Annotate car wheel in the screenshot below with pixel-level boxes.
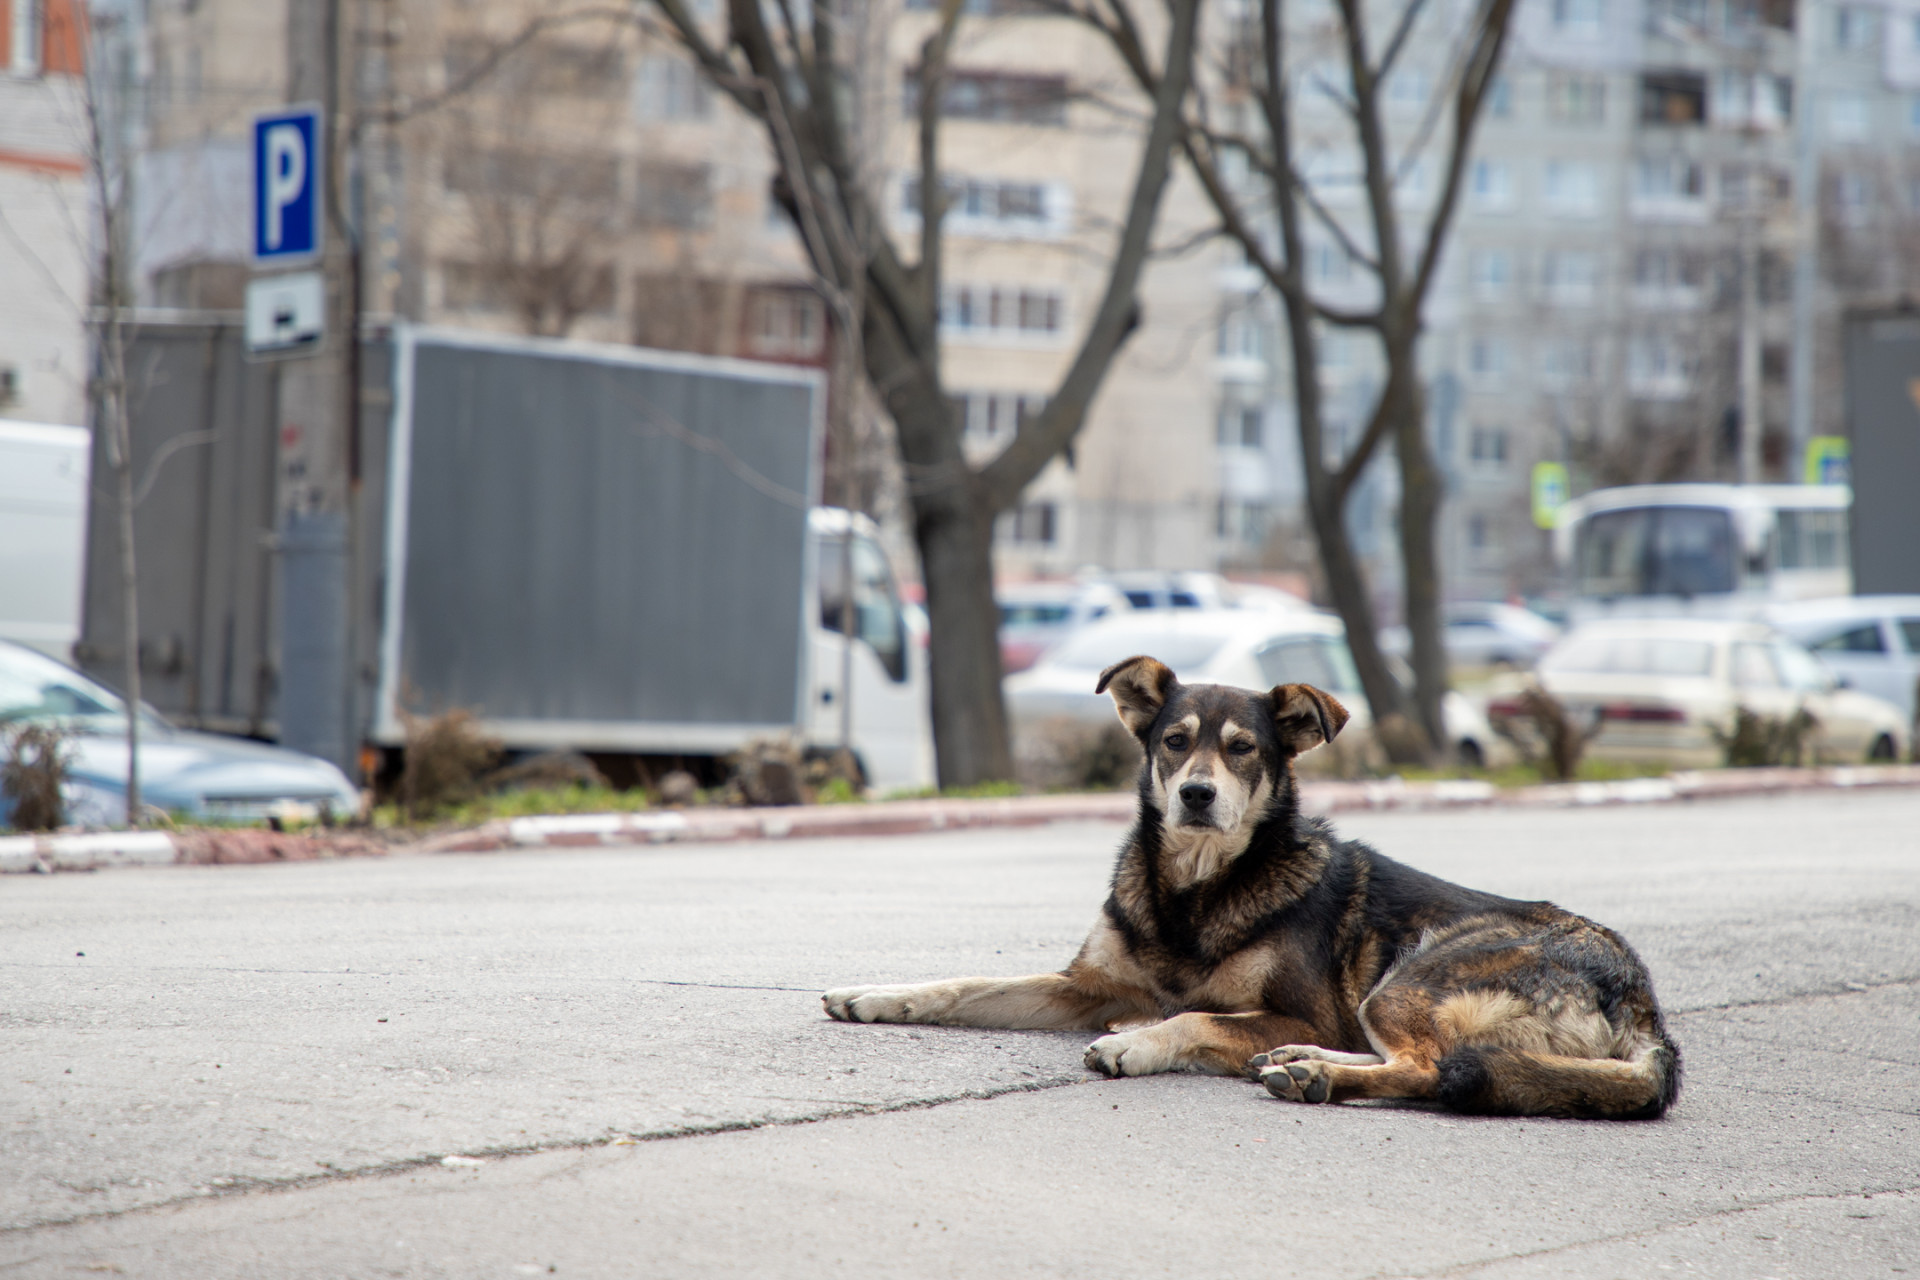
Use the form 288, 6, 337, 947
1869, 734, 1898, 762
1456, 739, 1486, 770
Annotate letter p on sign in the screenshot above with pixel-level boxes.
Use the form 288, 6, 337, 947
254, 105, 322, 263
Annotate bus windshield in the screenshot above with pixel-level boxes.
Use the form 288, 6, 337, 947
1575, 506, 1736, 599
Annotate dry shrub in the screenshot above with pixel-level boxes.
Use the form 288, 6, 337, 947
1015, 717, 1141, 792
723, 739, 865, 806
2, 723, 70, 831
400, 709, 502, 821
1712, 706, 1816, 768
485, 750, 608, 793
1488, 686, 1602, 781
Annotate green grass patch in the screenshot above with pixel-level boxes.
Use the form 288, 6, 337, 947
1389, 758, 1676, 788
882, 779, 1028, 801
370, 784, 656, 830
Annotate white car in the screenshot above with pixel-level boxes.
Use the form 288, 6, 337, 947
1383, 602, 1563, 670
1767, 596, 1920, 728
1493, 618, 1909, 767
996, 580, 1129, 675
1004, 609, 1507, 769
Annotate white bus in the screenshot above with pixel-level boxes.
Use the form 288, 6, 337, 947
1554, 484, 1850, 621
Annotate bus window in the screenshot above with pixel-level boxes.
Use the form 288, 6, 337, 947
1575, 509, 1652, 599
1646, 507, 1735, 595
1775, 509, 1849, 571
1576, 506, 1734, 598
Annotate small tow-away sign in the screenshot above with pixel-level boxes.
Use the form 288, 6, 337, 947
254, 104, 323, 264
246, 272, 324, 356
1531, 462, 1570, 530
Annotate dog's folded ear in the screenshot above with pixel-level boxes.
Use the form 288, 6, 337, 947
1096, 655, 1178, 740
1271, 683, 1350, 754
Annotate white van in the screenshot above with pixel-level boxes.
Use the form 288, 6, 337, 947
0, 421, 90, 660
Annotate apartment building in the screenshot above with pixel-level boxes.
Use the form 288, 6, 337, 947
1212, 0, 1920, 610
0, 0, 89, 427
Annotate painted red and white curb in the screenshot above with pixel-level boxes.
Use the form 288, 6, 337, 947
6, 764, 1918, 873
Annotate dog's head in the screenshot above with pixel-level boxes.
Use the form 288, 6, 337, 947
1095, 655, 1349, 838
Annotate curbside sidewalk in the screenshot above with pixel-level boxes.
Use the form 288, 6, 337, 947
6, 763, 1919, 873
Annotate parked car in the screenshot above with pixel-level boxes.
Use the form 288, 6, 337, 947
1489, 619, 1909, 767
1382, 602, 1562, 670
1004, 610, 1507, 768
1766, 595, 1920, 728
0, 640, 361, 828
996, 580, 1129, 675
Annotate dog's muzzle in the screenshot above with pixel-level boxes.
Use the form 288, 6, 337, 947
1176, 779, 1217, 824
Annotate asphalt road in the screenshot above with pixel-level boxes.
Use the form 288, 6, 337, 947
2, 790, 1917, 1278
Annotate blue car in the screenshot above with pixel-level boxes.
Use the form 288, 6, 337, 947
0, 640, 361, 828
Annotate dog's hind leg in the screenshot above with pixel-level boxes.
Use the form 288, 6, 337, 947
1247, 1046, 1384, 1073
1258, 986, 1444, 1104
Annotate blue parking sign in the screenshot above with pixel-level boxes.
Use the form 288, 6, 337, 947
254, 104, 323, 263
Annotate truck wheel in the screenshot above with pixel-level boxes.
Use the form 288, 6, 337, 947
1868, 734, 1897, 762
1456, 739, 1485, 770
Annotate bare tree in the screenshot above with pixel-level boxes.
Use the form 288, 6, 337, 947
651, 0, 1202, 786
80, 20, 144, 825
1073, 0, 1516, 761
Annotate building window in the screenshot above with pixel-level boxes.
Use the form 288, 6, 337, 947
1548, 74, 1607, 123
1217, 308, 1265, 360
901, 175, 1069, 238
1629, 334, 1692, 397
745, 289, 825, 359
955, 391, 1044, 444
1005, 501, 1057, 545
1469, 336, 1509, 381
1217, 404, 1263, 448
1486, 74, 1513, 117
1640, 70, 1706, 125
633, 54, 711, 120
1307, 241, 1355, 284
1541, 250, 1597, 304
1543, 161, 1601, 215
1387, 66, 1433, 106
1541, 339, 1594, 384
1713, 71, 1791, 130
941, 285, 1064, 338
1832, 171, 1873, 224
904, 0, 1044, 13
1469, 248, 1511, 300
1634, 247, 1705, 301
1551, 0, 1606, 36
1827, 91, 1870, 142
1635, 155, 1704, 200
902, 69, 1068, 126
1834, 5, 1880, 48
1469, 426, 1509, 466
1469, 159, 1515, 210
1216, 499, 1270, 544
1467, 513, 1490, 551
634, 161, 712, 228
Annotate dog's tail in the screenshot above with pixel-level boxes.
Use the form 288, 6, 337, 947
1437, 1034, 1681, 1120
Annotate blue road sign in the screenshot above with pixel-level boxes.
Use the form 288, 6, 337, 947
254, 104, 323, 263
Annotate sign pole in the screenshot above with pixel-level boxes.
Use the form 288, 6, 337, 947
260, 0, 355, 775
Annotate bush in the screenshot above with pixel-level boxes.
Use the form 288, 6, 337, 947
399, 709, 502, 821
1015, 717, 1141, 792
1712, 706, 1816, 768
1, 723, 70, 831
1487, 686, 1601, 781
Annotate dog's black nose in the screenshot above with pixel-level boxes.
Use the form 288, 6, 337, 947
1179, 780, 1216, 810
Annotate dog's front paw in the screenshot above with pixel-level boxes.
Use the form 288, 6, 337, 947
1259, 1059, 1332, 1104
1084, 1028, 1174, 1078
822, 985, 912, 1023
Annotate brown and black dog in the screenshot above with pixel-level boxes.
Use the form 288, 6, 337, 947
823, 655, 1681, 1119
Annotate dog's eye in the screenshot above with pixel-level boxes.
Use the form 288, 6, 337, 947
1228, 740, 1256, 755
1162, 734, 1189, 752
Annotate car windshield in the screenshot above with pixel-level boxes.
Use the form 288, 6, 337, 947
1045, 626, 1227, 673
1254, 636, 1363, 695
1771, 642, 1834, 693
1541, 634, 1715, 677
1000, 603, 1073, 627
0, 645, 165, 733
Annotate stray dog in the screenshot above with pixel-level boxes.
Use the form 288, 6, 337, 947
823, 656, 1681, 1119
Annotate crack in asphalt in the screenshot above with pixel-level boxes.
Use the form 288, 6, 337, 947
5, 976, 1914, 1242
1669, 973, 1920, 1017
0, 1072, 1094, 1238
1393, 1181, 1920, 1279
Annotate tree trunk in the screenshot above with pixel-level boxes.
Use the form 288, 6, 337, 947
915, 496, 1013, 787
1394, 379, 1448, 756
